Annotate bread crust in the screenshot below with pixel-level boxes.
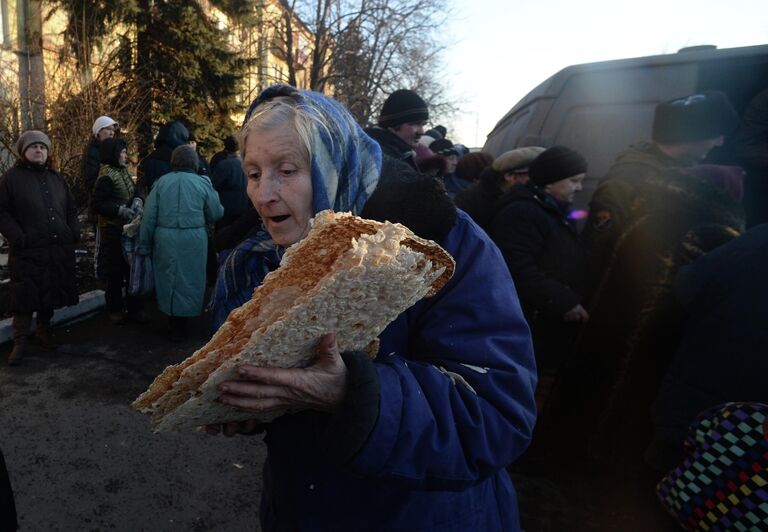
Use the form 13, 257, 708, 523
132, 211, 455, 431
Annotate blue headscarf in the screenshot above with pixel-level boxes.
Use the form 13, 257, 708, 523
208, 85, 383, 329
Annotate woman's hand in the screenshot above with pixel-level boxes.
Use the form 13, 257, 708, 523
217, 333, 348, 415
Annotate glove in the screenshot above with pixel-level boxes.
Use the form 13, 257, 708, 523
118, 206, 135, 220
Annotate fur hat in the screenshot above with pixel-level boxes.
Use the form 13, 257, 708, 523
171, 145, 200, 172
16, 130, 51, 157
652, 91, 739, 144
528, 146, 587, 187
92, 115, 118, 137
456, 152, 493, 182
378, 89, 429, 128
99, 138, 128, 166
492, 146, 546, 173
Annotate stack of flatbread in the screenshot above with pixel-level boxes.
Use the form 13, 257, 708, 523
132, 210, 455, 432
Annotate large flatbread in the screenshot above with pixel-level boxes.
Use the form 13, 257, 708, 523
132, 210, 455, 432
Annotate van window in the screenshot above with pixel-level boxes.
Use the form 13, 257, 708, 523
556, 103, 656, 178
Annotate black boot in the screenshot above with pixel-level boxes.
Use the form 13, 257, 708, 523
7, 338, 27, 366
35, 325, 58, 350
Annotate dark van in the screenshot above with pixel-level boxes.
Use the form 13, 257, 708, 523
483, 44, 768, 214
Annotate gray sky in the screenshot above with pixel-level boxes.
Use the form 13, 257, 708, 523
444, 0, 768, 147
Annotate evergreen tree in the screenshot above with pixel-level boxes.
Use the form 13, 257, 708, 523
128, 0, 248, 156
54, 0, 249, 157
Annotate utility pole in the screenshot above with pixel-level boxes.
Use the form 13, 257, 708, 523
17, 0, 46, 130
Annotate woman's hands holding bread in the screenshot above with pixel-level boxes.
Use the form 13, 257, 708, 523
216, 333, 348, 418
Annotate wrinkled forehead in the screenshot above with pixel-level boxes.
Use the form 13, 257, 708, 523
240, 99, 313, 163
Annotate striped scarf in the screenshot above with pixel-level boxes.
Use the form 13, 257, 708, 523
208, 85, 383, 330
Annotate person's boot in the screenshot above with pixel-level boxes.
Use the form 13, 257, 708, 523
7, 338, 27, 366
35, 324, 59, 350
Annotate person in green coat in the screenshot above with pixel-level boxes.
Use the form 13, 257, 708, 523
139, 145, 224, 340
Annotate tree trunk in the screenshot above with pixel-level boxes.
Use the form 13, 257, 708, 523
17, 0, 46, 130
135, 0, 153, 158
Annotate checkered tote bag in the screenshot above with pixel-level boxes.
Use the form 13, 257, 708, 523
657, 402, 768, 531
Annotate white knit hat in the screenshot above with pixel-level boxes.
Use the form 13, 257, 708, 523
92, 115, 118, 136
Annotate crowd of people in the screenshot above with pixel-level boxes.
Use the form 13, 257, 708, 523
1, 83, 766, 530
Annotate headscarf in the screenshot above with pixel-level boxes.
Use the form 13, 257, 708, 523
208, 85, 383, 329
243, 84, 382, 215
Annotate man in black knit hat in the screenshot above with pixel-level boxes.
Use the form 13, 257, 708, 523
364, 89, 429, 170
545, 91, 745, 469
583, 90, 739, 272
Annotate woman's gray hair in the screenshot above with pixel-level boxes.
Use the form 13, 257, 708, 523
170, 145, 199, 172
239, 96, 331, 164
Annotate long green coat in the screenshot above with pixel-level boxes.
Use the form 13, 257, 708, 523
139, 170, 224, 317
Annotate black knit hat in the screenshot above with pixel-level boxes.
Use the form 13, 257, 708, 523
99, 138, 128, 166
429, 138, 458, 156
424, 125, 447, 141
652, 91, 739, 144
528, 146, 587, 186
378, 89, 429, 128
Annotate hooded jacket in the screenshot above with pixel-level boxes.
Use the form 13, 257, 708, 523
137, 121, 189, 195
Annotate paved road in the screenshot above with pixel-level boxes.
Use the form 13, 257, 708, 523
0, 304, 681, 532
0, 307, 265, 531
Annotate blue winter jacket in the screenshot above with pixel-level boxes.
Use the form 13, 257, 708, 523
260, 211, 538, 531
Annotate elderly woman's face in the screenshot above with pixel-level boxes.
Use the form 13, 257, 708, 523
244, 122, 313, 247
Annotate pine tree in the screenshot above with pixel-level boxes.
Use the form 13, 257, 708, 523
54, 0, 249, 157
128, 0, 249, 156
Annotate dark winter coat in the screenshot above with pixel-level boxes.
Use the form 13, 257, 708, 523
210, 154, 249, 230
364, 127, 418, 170
0, 161, 80, 312
454, 173, 504, 231
81, 136, 102, 202
730, 88, 768, 227
209, 150, 229, 173
489, 183, 585, 368
582, 142, 687, 293
137, 121, 189, 196
213, 206, 262, 253
197, 154, 210, 176
651, 224, 768, 450
547, 163, 745, 465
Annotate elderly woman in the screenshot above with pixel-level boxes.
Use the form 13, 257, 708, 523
207, 85, 537, 532
0, 131, 79, 365
489, 145, 589, 372
139, 145, 223, 340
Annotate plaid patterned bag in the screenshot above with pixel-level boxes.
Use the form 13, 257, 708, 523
657, 402, 768, 531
